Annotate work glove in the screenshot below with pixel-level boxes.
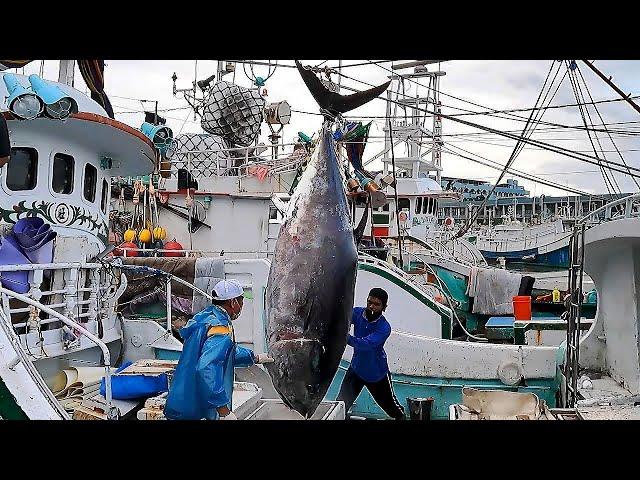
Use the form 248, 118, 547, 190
219, 412, 238, 420
255, 353, 274, 364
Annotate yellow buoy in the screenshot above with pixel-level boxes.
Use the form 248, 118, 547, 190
139, 228, 152, 244
124, 229, 137, 242
153, 226, 167, 241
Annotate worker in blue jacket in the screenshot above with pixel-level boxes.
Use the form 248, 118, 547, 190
337, 288, 405, 419
164, 279, 273, 420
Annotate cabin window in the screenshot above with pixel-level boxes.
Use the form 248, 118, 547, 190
398, 197, 410, 211
430, 198, 438, 214
382, 202, 389, 212
415, 196, 422, 214
7, 147, 37, 191
52, 153, 74, 194
83, 163, 97, 202
423, 197, 430, 214
269, 206, 279, 220
100, 178, 109, 214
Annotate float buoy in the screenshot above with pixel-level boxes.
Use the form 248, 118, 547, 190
116, 241, 139, 257
153, 226, 167, 241
124, 229, 137, 242
444, 216, 455, 229
164, 239, 184, 257
139, 229, 152, 244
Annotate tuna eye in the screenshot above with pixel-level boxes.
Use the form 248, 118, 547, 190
306, 384, 320, 394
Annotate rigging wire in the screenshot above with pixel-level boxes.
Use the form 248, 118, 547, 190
567, 60, 618, 195
576, 63, 640, 190
341, 62, 640, 140
453, 61, 561, 237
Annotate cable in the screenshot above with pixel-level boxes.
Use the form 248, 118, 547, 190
342, 61, 640, 142
454, 61, 561, 237
441, 143, 591, 195
576, 63, 640, 190
566, 61, 617, 195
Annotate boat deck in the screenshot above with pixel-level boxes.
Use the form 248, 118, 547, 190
577, 375, 640, 419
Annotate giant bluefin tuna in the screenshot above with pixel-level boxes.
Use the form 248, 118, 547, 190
264, 61, 390, 417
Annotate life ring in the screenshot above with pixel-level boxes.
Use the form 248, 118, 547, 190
444, 216, 455, 228
399, 211, 408, 222
497, 360, 525, 386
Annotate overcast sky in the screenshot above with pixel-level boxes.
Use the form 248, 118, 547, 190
19, 60, 640, 197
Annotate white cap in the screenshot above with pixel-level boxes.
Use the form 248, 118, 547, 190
212, 279, 244, 301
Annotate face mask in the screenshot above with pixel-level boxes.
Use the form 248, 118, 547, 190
230, 299, 241, 320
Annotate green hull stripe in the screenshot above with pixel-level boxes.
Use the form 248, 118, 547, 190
0, 377, 28, 420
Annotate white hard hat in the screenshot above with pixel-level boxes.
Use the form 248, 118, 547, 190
212, 279, 244, 301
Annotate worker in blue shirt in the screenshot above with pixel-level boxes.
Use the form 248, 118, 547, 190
164, 279, 273, 420
337, 288, 405, 419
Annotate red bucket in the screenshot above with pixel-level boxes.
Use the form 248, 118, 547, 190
513, 296, 532, 321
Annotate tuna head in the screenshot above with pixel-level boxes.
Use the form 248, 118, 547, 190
265, 338, 326, 417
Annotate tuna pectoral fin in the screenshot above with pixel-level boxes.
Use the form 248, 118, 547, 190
295, 60, 391, 115
353, 194, 371, 246
301, 294, 315, 333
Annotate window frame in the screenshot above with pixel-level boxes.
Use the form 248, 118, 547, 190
5, 146, 38, 192
83, 162, 98, 203
100, 178, 109, 214
51, 152, 75, 196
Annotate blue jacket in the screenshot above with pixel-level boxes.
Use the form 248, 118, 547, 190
347, 307, 391, 383
164, 305, 255, 420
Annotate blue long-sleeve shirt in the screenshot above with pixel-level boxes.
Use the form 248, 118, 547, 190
347, 307, 391, 383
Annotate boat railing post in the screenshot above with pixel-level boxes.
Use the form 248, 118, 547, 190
166, 276, 172, 333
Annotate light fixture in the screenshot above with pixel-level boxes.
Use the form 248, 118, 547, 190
3, 73, 43, 120
140, 122, 174, 156
28, 74, 78, 119
265, 101, 291, 125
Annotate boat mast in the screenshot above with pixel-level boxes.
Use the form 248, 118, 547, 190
58, 60, 75, 86
385, 61, 446, 183
581, 60, 640, 117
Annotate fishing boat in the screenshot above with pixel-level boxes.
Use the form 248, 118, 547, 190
102, 61, 587, 420
450, 194, 640, 420
98, 59, 632, 420
0, 63, 344, 420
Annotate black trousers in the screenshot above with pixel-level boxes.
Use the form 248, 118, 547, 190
337, 367, 405, 419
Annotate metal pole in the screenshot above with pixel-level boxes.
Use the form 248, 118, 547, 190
391, 60, 446, 70
433, 73, 442, 184
581, 60, 640, 116
388, 118, 404, 270
166, 279, 172, 333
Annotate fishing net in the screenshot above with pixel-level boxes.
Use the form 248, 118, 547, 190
200, 81, 265, 147
166, 133, 233, 177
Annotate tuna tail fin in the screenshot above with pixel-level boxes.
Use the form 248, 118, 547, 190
295, 61, 390, 117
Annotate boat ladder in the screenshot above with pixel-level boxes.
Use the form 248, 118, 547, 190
563, 223, 585, 407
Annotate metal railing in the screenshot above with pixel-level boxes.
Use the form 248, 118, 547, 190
576, 192, 640, 226
161, 144, 308, 180
0, 286, 117, 419
0, 262, 109, 332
